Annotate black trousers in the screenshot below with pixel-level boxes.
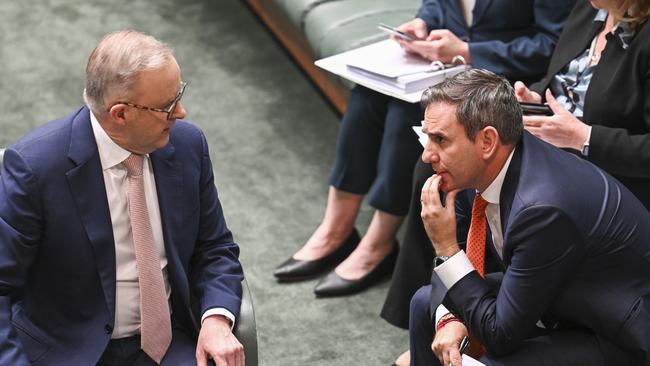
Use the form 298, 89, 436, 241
381, 159, 434, 328
408, 285, 635, 366
329, 85, 423, 216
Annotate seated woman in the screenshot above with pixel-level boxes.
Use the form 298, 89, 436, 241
383, 0, 650, 342
273, 0, 573, 297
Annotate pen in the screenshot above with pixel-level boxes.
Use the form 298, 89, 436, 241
459, 336, 470, 354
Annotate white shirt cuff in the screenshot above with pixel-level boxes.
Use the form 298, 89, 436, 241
435, 304, 451, 325
434, 250, 475, 289
201, 307, 236, 331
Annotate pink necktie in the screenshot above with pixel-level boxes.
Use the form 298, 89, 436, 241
123, 154, 171, 364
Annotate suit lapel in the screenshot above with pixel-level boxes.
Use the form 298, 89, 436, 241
150, 142, 194, 322
150, 142, 182, 265
498, 138, 523, 267
65, 107, 116, 317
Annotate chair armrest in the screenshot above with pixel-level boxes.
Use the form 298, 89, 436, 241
234, 277, 258, 365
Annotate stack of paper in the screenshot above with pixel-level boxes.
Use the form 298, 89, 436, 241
315, 39, 470, 103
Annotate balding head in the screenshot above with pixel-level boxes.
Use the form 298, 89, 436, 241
84, 30, 174, 116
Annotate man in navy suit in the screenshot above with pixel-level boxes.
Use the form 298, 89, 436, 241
0, 30, 244, 365
409, 69, 650, 365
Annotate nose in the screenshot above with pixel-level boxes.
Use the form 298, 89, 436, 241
171, 101, 187, 120
422, 141, 439, 164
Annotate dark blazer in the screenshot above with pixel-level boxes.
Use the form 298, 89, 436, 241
531, 2, 650, 209
417, 0, 575, 81
431, 132, 650, 363
0, 107, 244, 365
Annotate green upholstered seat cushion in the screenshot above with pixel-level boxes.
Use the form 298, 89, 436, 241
303, 0, 420, 58
275, 0, 342, 29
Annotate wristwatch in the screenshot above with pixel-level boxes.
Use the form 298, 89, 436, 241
434, 255, 451, 268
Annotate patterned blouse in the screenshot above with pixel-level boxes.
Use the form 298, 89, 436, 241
550, 9, 633, 118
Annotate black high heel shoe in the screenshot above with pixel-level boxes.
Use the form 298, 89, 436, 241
273, 229, 360, 282
313, 242, 398, 297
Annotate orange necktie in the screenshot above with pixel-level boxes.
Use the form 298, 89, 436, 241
465, 193, 489, 357
466, 193, 488, 277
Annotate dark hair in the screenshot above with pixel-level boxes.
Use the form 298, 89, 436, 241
420, 69, 523, 145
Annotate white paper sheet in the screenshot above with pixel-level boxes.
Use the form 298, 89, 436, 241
462, 354, 486, 366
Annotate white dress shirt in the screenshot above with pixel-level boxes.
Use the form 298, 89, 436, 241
434, 149, 515, 323
90, 112, 234, 338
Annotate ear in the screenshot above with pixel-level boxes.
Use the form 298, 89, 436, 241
108, 104, 128, 126
476, 126, 500, 160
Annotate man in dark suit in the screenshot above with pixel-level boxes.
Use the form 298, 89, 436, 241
0, 30, 244, 365
408, 69, 650, 365
382, 0, 577, 328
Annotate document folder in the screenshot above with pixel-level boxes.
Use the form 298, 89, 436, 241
315, 39, 470, 103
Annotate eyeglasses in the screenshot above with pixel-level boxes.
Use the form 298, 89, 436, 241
112, 81, 187, 120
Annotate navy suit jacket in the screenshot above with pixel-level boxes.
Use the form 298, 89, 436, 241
431, 132, 650, 362
416, 0, 576, 82
0, 107, 244, 365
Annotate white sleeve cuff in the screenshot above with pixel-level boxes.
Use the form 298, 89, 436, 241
434, 250, 475, 289
201, 308, 236, 331
435, 304, 451, 325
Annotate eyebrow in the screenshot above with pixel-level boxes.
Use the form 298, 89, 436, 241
422, 124, 448, 140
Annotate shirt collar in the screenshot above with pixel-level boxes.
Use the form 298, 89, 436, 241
595, 8, 608, 23
478, 148, 515, 205
90, 110, 133, 171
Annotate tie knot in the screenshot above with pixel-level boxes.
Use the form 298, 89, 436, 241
472, 193, 489, 216
123, 154, 144, 177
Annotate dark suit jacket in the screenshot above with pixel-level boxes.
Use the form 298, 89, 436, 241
0, 107, 244, 365
530, 2, 650, 209
431, 132, 650, 363
417, 0, 576, 82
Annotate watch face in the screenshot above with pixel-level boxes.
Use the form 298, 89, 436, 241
434, 256, 449, 267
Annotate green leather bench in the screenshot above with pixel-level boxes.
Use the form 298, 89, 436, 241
246, 0, 420, 113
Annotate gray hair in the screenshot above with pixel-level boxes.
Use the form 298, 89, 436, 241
420, 69, 523, 145
84, 29, 174, 115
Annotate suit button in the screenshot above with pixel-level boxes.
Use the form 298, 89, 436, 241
105, 324, 113, 334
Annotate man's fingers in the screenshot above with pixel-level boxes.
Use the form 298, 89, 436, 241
212, 355, 227, 366
421, 175, 437, 203
421, 175, 441, 206
449, 346, 463, 366
196, 350, 209, 366
428, 175, 443, 206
